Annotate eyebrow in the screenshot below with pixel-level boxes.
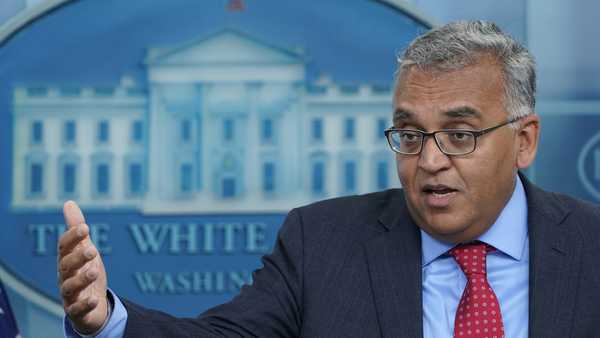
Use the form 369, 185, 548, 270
393, 106, 482, 125
443, 106, 482, 119
393, 109, 413, 124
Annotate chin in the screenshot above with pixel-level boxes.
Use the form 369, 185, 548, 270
424, 217, 471, 241
430, 224, 466, 236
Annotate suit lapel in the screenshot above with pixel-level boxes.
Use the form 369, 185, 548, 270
364, 191, 423, 338
523, 176, 583, 338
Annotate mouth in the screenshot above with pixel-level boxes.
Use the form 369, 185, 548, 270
422, 184, 459, 207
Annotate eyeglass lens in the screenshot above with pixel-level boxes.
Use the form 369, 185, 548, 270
389, 130, 476, 155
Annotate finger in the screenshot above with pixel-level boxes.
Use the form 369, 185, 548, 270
66, 295, 99, 320
58, 224, 89, 258
63, 200, 86, 229
61, 268, 98, 305
59, 245, 97, 282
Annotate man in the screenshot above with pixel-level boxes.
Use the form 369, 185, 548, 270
58, 21, 600, 338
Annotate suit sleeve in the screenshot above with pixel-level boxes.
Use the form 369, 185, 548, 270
123, 208, 305, 338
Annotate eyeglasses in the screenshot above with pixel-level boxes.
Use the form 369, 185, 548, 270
384, 117, 522, 156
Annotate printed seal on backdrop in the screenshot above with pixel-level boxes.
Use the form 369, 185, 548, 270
578, 130, 600, 201
0, 0, 433, 317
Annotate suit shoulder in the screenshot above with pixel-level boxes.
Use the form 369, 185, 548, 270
551, 190, 600, 215
550, 191, 600, 235
286, 189, 404, 245
284, 190, 404, 258
294, 189, 404, 222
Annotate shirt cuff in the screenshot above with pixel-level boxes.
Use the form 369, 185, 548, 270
63, 289, 128, 338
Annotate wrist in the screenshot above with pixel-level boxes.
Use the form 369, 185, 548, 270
72, 292, 112, 337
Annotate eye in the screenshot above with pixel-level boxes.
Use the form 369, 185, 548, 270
449, 131, 472, 141
399, 131, 420, 142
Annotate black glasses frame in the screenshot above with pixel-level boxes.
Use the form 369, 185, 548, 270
384, 116, 523, 156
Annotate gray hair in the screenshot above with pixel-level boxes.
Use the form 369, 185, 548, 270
396, 20, 536, 122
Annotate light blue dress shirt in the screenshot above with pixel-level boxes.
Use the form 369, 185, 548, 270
422, 176, 529, 338
65, 176, 529, 338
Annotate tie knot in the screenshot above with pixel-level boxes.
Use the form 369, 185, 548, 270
449, 242, 493, 277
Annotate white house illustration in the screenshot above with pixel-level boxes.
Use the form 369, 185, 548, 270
11, 29, 397, 213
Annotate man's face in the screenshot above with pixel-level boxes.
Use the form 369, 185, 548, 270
393, 58, 538, 244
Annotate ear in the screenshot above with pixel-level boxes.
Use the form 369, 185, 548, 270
515, 114, 540, 169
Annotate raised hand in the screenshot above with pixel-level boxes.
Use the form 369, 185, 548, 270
58, 201, 109, 334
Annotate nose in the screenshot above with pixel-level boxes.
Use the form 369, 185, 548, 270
417, 135, 452, 173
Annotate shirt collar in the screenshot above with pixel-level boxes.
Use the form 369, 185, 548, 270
420, 175, 528, 266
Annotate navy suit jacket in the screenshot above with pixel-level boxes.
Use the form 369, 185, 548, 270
122, 176, 600, 337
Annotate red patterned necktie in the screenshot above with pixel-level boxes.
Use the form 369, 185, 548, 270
450, 242, 504, 338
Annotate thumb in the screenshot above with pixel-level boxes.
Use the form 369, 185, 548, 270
63, 200, 86, 229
